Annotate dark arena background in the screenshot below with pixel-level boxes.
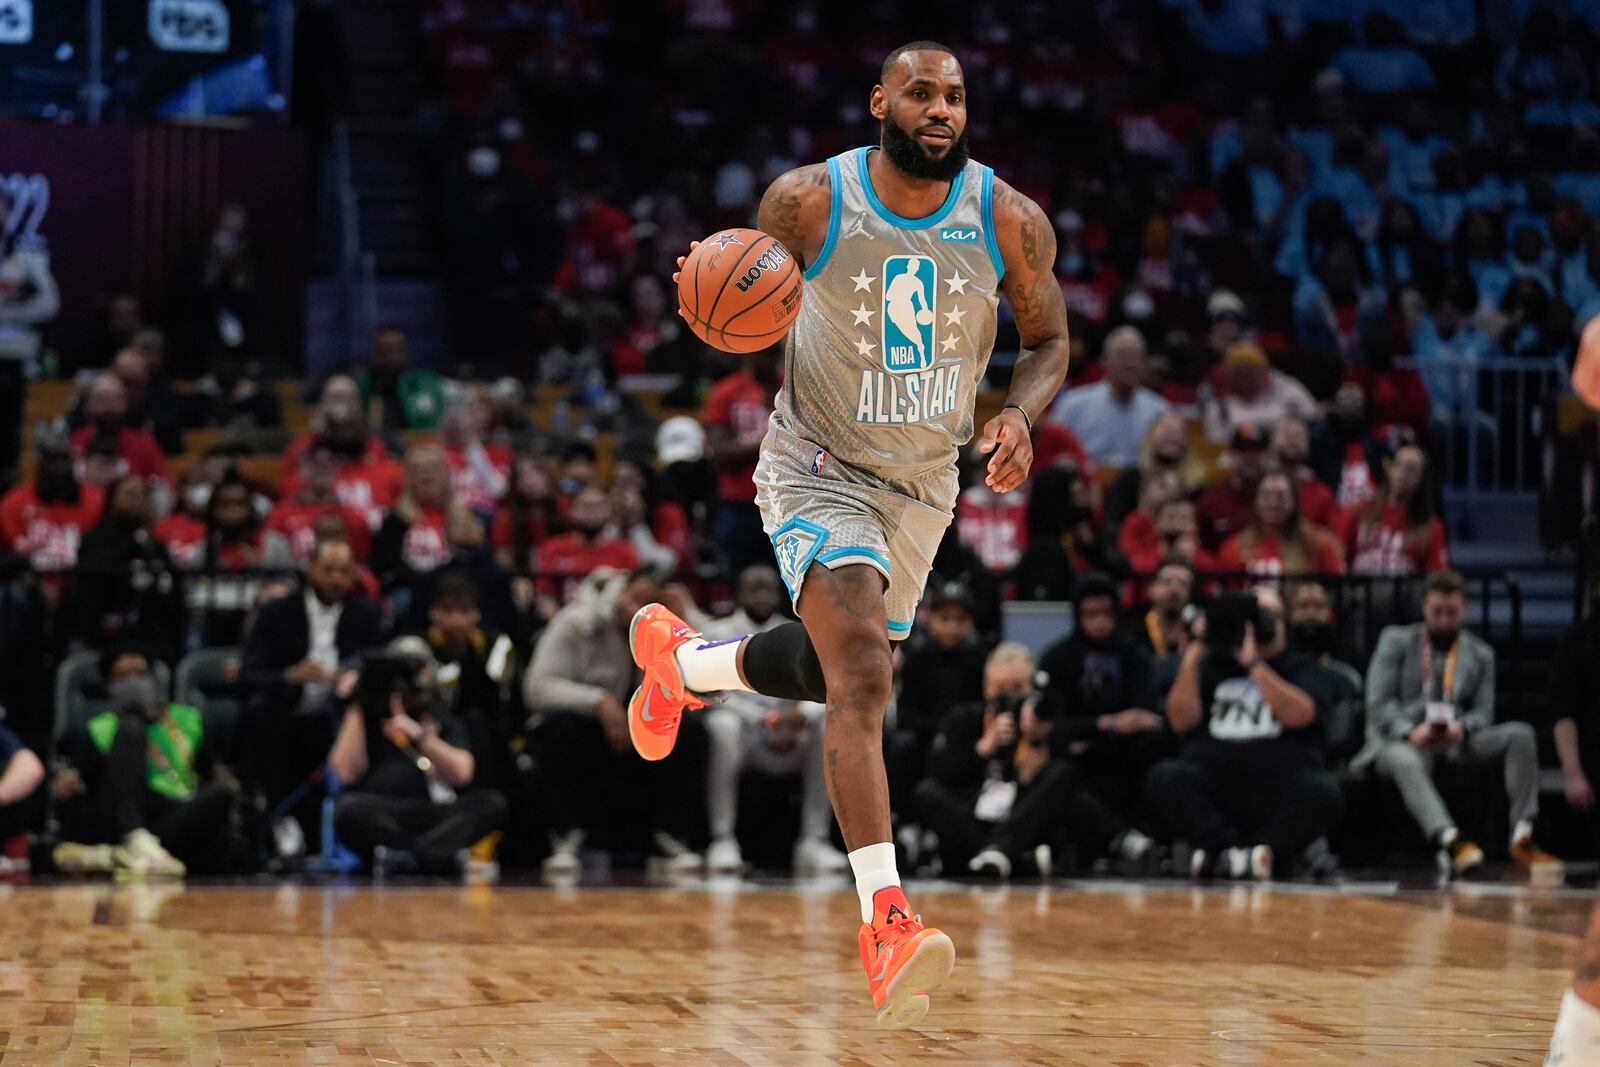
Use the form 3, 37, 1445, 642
1, 1, 1600, 1063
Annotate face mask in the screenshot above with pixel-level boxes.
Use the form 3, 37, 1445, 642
466, 147, 501, 178
186, 483, 212, 513
108, 675, 160, 716
1292, 621, 1334, 654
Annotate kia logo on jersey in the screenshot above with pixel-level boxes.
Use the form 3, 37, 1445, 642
881, 255, 937, 375
939, 228, 979, 242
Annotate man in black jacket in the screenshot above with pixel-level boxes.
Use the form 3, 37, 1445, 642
913, 643, 1140, 879
239, 538, 382, 844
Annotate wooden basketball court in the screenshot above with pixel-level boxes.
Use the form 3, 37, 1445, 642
0, 876, 1585, 1065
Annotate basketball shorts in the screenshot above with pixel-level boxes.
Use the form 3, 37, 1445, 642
752, 416, 956, 641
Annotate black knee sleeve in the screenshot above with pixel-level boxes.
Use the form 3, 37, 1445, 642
741, 622, 828, 703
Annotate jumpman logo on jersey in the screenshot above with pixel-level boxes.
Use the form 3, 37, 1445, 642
843, 211, 875, 242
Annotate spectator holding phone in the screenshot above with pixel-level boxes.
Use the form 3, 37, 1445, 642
1354, 570, 1557, 877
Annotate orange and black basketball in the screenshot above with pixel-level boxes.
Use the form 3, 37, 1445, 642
678, 228, 803, 354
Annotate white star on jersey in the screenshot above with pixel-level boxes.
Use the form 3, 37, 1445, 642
850, 303, 874, 326
854, 337, 877, 357
944, 271, 970, 295
851, 269, 875, 292
941, 334, 958, 353
943, 306, 967, 327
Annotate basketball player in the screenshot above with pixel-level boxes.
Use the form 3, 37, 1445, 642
630, 41, 1070, 1028
1549, 908, 1600, 1063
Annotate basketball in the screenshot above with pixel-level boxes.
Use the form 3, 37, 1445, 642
1576, 313, 1600, 409
678, 228, 804, 354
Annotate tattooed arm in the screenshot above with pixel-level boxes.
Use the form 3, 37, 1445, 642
980, 178, 1071, 493
755, 163, 832, 270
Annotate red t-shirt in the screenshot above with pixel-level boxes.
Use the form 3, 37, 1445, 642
444, 443, 514, 514
282, 434, 392, 486
264, 499, 374, 563
0, 483, 103, 570
398, 507, 451, 573
1334, 504, 1448, 576
702, 371, 774, 503
1297, 476, 1336, 528
535, 533, 639, 603
155, 513, 263, 569
1117, 511, 1161, 569
1195, 480, 1254, 552
955, 486, 1028, 571
1217, 528, 1347, 576
1336, 441, 1378, 511
69, 426, 170, 485
333, 460, 405, 531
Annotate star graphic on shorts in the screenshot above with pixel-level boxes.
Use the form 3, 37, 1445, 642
944, 271, 970, 295
850, 303, 874, 326
851, 269, 875, 292
854, 336, 877, 357
943, 306, 967, 327
941, 333, 959, 353
709, 232, 743, 249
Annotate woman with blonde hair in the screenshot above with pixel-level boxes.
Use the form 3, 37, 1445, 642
1334, 444, 1447, 576
1218, 471, 1345, 577
1106, 411, 1208, 526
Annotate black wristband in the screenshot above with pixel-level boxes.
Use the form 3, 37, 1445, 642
1002, 403, 1033, 434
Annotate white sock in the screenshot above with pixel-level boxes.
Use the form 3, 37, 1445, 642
847, 842, 900, 923
1512, 819, 1535, 846
1439, 827, 1459, 849
674, 636, 753, 694
1549, 989, 1600, 1061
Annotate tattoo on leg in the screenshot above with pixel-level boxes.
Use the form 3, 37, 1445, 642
825, 744, 847, 828
820, 566, 885, 623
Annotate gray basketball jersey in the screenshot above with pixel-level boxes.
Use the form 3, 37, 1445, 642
776, 146, 1002, 478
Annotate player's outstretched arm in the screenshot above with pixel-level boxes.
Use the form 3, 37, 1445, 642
755, 163, 832, 272
982, 178, 1071, 493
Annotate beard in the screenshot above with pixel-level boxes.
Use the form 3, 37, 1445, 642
881, 113, 970, 183
1292, 621, 1334, 655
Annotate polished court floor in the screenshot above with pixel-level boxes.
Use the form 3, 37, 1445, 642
0, 875, 1588, 1066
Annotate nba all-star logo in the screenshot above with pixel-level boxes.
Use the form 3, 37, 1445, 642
849, 258, 968, 425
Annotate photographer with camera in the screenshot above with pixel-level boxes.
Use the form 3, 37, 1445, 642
328, 638, 506, 877
914, 643, 1140, 879
1146, 585, 1343, 880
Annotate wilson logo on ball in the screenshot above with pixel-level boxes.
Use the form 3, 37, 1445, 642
733, 245, 792, 293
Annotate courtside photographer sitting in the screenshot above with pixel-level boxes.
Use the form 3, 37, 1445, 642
329, 638, 506, 878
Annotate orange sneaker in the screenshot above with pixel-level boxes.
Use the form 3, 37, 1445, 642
627, 603, 705, 761
857, 886, 956, 1029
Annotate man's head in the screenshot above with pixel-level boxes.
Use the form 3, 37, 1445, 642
559, 441, 598, 492
404, 444, 452, 509
873, 41, 969, 183
299, 446, 339, 500
1151, 557, 1195, 618
85, 372, 128, 431
1155, 497, 1197, 543
926, 580, 975, 650
100, 644, 164, 723
1230, 424, 1269, 485
111, 348, 150, 406
1224, 341, 1270, 400
1289, 582, 1336, 654
208, 475, 254, 535
616, 568, 664, 632
1103, 325, 1148, 396
106, 474, 150, 526
1148, 411, 1188, 464
569, 484, 612, 537
429, 573, 482, 646
982, 641, 1035, 703
1072, 573, 1119, 645
1251, 584, 1287, 657
307, 539, 357, 605
318, 374, 362, 423
1270, 415, 1310, 471
1422, 569, 1468, 647
736, 565, 783, 626
371, 325, 410, 378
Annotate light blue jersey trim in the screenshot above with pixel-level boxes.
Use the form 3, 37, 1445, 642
769, 517, 830, 603
980, 165, 1004, 282
855, 146, 967, 230
816, 545, 892, 576
803, 154, 845, 281
887, 619, 913, 634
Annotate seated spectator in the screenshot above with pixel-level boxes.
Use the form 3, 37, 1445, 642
0, 721, 45, 861
915, 643, 1136, 878
1039, 574, 1168, 866
395, 507, 524, 644
1196, 426, 1270, 551
609, 274, 676, 378
328, 637, 506, 877
373, 444, 455, 585
283, 377, 403, 528
1147, 584, 1344, 879
535, 485, 639, 605
1105, 411, 1208, 527
1335, 444, 1448, 575
51, 643, 241, 876
193, 348, 283, 429
356, 325, 448, 432
69, 373, 171, 494
1201, 342, 1318, 446
158, 469, 263, 571
1116, 469, 1184, 572
700, 566, 846, 875
703, 345, 779, 574
492, 451, 559, 574
1013, 464, 1125, 599
1269, 415, 1335, 527
417, 575, 519, 790
523, 568, 706, 875
1552, 577, 1600, 819
1218, 471, 1346, 576
1318, 382, 1415, 511
889, 579, 988, 814
1123, 556, 1198, 661
263, 447, 374, 564
1047, 325, 1169, 467
1353, 570, 1556, 876
0, 430, 103, 572
955, 448, 1029, 573
107, 347, 184, 456
554, 441, 601, 516
1287, 582, 1366, 764
76, 474, 183, 656
239, 540, 381, 849
438, 390, 512, 516
611, 454, 692, 573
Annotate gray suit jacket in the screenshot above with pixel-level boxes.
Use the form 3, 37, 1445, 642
1350, 623, 1496, 772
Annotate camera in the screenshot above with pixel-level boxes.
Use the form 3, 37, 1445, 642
1204, 592, 1272, 657
352, 651, 437, 725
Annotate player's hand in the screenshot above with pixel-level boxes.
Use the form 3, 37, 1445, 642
977, 407, 1033, 493
669, 241, 701, 286
1567, 770, 1597, 812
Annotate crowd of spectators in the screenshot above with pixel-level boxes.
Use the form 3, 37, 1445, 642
1, 0, 1599, 880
